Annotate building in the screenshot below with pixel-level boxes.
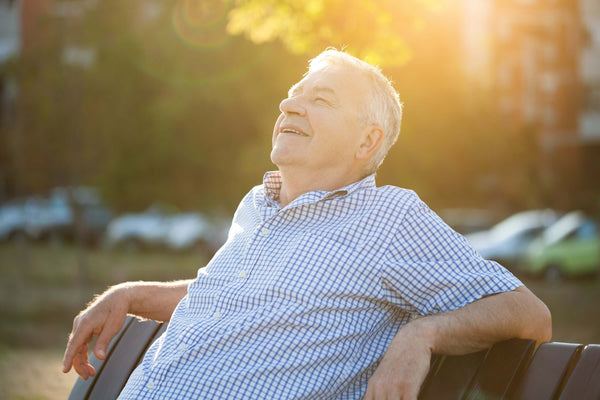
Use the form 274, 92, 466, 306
460, 0, 600, 212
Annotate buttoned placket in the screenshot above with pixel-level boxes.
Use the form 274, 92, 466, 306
230, 217, 274, 288
146, 379, 156, 390
204, 211, 278, 333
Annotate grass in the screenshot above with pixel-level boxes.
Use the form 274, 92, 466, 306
0, 242, 599, 399
0, 242, 207, 400
0, 347, 77, 400
0, 242, 205, 349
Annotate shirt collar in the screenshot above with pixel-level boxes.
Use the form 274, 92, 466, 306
261, 170, 376, 207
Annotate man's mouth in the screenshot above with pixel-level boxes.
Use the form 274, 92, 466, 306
280, 128, 308, 137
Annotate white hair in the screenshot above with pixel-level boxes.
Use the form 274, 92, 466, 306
306, 49, 403, 173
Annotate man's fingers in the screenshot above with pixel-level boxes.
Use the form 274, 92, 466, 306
62, 288, 129, 378
63, 333, 87, 371
72, 346, 96, 380
93, 314, 125, 360
62, 316, 95, 373
72, 350, 87, 379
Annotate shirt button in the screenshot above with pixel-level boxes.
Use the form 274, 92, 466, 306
213, 311, 222, 319
260, 228, 270, 236
178, 343, 186, 351
146, 380, 156, 390
238, 270, 248, 279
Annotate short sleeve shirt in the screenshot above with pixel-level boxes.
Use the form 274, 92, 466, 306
118, 171, 522, 400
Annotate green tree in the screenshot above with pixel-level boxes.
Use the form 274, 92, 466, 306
4, 0, 306, 213
2, 0, 554, 218
226, 0, 443, 66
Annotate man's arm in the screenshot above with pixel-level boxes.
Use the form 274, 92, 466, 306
363, 286, 551, 399
62, 279, 192, 380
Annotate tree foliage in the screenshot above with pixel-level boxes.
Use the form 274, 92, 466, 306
1, 0, 560, 217
227, 0, 442, 65
2, 0, 305, 212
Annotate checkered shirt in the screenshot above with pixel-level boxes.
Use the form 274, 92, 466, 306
118, 171, 522, 399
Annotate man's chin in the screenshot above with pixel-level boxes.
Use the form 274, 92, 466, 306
270, 148, 297, 167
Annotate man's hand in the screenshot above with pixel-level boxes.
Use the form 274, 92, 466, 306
62, 279, 191, 379
62, 286, 129, 379
363, 322, 432, 400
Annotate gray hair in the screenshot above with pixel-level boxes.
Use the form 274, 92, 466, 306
306, 49, 403, 173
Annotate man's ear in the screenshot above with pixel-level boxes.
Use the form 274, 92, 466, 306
356, 125, 385, 161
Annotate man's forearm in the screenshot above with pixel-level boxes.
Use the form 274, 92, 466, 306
364, 286, 551, 398
400, 286, 552, 355
112, 279, 192, 322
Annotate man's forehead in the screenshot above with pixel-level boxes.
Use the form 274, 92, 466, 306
288, 66, 362, 96
288, 81, 337, 96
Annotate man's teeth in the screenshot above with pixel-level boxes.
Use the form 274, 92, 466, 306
282, 128, 306, 136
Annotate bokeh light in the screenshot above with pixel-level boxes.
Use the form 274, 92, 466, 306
172, 0, 232, 49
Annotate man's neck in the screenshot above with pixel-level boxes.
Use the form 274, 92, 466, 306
277, 166, 366, 208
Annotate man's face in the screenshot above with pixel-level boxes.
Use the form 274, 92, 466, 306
271, 65, 370, 174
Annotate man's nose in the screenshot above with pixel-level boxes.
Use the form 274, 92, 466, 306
279, 96, 306, 116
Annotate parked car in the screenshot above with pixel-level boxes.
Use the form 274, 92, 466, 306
105, 205, 171, 250
25, 192, 73, 243
0, 202, 27, 242
164, 213, 228, 253
105, 205, 228, 255
0, 196, 57, 242
56, 187, 112, 244
0, 187, 112, 246
465, 209, 559, 268
522, 211, 600, 281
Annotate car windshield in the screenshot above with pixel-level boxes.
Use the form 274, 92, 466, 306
489, 211, 554, 242
542, 211, 584, 245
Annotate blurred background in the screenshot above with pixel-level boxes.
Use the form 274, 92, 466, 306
0, 0, 599, 398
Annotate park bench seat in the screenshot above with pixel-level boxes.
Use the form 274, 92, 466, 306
68, 316, 600, 400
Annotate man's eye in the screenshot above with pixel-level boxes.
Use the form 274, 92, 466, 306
315, 97, 330, 105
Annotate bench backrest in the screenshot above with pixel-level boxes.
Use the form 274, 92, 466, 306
68, 316, 600, 400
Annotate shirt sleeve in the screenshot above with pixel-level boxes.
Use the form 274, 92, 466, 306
380, 200, 523, 316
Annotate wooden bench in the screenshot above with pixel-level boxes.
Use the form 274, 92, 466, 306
68, 316, 600, 400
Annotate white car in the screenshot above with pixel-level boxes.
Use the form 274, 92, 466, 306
0, 187, 111, 245
106, 207, 228, 254
24, 195, 72, 241
465, 209, 559, 268
0, 196, 71, 242
105, 207, 170, 250
164, 213, 214, 252
0, 203, 27, 241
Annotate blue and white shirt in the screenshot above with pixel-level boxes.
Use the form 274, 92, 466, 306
118, 171, 522, 399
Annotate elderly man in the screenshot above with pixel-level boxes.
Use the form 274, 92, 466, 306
63, 49, 551, 399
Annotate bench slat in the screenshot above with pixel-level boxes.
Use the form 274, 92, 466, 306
418, 349, 488, 399
68, 316, 599, 400
68, 316, 134, 400
419, 354, 443, 395
510, 342, 582, 400
135, 322, 168, 368
463, 338, 535, 400
87, 318, 161, 400
558, 344, 600, 400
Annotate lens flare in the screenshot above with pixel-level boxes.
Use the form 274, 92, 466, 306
172, 0, 232, 49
